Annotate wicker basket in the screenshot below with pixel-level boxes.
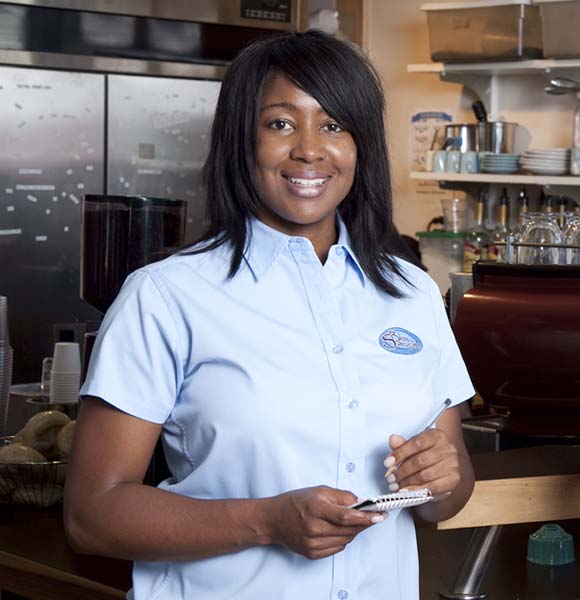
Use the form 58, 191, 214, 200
0, 436, 67, 507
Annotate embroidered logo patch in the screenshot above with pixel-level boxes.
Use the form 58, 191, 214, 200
379, 327, 423, 355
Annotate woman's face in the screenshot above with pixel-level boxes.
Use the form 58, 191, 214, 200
255, 75, 357, 246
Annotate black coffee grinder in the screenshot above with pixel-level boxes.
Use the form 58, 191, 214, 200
80, 194, 187, 484
81, 194, 187, 316
80, 194, 186, 369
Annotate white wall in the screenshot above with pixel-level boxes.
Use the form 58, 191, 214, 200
364, 0, 579, 237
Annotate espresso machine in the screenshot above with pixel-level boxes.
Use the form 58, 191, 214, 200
454, 261, 580, 441
440, 261, 580, 600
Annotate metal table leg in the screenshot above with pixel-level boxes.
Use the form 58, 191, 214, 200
439, 525, 503, 600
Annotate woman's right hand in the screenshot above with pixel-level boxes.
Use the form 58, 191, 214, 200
266, 485, 385, 560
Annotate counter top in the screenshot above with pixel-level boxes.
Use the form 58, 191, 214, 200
0, 505, 130, 600
1, 446, 578, 597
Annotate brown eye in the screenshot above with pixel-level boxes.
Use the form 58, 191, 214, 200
269, 119, 292, 131
323, 122, 344, 133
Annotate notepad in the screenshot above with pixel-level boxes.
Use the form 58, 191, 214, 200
350, 488, 433, 512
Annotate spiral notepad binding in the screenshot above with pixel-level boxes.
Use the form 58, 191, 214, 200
352, 488, 433, 512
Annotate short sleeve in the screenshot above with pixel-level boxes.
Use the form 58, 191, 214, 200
429, 280, 475, 408
80, 269, 182, 423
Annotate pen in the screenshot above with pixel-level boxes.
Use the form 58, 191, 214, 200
384, 398, 452, 479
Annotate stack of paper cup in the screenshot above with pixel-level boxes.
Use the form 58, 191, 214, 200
0, 297, 13, 437
49, 342, 81, 404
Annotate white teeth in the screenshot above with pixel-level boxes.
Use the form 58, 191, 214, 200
288, 177, 327, 186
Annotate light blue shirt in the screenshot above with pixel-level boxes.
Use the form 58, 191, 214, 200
81, 216, 475, 600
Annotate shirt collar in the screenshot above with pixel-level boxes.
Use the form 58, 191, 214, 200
243, 214, 367, 286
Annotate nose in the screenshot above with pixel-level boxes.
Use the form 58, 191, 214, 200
289, 127, 326, 163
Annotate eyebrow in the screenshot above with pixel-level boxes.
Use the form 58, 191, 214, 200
260, 101, 296, 112
260, 101, 326, 114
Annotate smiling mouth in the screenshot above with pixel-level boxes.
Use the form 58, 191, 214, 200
283, 175, 329, 185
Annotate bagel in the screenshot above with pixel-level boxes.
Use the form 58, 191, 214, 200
0, 443, 47, 463
56, 421, 76, 459
20, 411, 70, 453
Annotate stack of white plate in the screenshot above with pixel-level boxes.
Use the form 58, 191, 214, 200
480, 153, 520, 174
519, 148, 570, 175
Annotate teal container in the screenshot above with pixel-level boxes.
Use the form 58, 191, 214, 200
527, 524, 575, 566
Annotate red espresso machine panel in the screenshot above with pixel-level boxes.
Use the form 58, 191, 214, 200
453, 263, 580, 435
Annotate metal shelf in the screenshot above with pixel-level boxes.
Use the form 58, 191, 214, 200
407, 59, 580, 116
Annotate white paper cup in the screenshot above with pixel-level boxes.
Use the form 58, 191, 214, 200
52, 342, 81, 374
49, 367, 80, 404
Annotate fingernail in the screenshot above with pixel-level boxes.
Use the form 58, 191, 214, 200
371, 515, 385, 524
399, 487, 409, 492
389, 482, 399, 492
383, 456, 396, 468
386, 474, 397, 484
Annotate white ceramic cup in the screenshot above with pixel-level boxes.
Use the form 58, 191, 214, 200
425, 150, 436, 172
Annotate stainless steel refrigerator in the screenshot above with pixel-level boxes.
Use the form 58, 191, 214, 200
0, 66, 221, 382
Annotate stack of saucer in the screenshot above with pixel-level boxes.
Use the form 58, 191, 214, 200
519, 148, 570, 175
49, 342, 81, 405
480, 153, 520, 174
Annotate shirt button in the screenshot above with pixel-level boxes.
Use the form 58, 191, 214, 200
338, 590, 349, 600
346, 462, 356, 473
348, 399, 359, 410
332, 344, 343, 354
335, 247, 345, 256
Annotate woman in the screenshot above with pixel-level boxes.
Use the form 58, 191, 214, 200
65, 30, 475, 600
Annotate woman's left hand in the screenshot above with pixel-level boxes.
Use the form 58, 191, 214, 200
381, 407, 475, 522
384, 429, 459, 501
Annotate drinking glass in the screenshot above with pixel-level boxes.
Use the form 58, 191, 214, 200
563, 215, 580, 265
518, 213, 563, 265
441, 197, 467, 233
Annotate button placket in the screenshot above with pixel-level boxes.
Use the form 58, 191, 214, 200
291, 241, 363, 599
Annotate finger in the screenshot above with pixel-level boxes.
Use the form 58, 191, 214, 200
308, 545, 347, 560
322, 505, 385, 529
306, 534, 360, 551
386, 429, 445, 469
389, 434, 406, 449
320, 486, 358, 508
313, 523, 376, 539
393, 446, 457, 484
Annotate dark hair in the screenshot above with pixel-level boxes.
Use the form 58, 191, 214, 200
188, 29, 414, 297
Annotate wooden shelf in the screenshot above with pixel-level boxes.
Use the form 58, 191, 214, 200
410, 171, 580, 187
435, 446, 580, 531
407, 59, 580, 76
